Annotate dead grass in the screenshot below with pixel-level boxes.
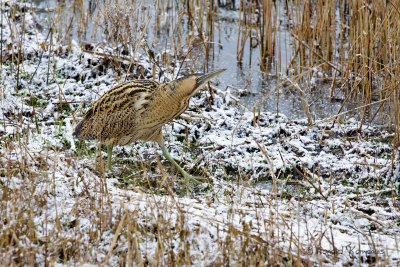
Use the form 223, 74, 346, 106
287, 0, 400, 146
1, 0, 399, 265
0, 143, 306, 265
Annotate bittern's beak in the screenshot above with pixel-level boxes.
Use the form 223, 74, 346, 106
195, 69, 226, 89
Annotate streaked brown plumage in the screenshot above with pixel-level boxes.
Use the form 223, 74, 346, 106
73, 69, 226, 187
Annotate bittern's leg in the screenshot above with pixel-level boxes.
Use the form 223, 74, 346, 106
152, 129, 204, 190
107, 145, 113, 170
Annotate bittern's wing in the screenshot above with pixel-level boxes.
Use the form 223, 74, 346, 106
73, 80, 159, 143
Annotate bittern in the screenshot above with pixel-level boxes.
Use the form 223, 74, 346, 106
73, 69, 226, 187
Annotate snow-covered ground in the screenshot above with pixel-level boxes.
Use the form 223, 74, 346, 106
1, 1, 399, 265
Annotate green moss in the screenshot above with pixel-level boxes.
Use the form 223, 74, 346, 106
27, 95, 48, 107
378, 136, 393, 144
61, 137, 71, 149
176, 135, 185, 143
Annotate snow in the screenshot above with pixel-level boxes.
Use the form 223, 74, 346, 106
1, 0, 400, 265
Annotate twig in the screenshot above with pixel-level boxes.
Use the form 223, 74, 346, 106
104, 211, 127, 265
346, 188, 395, 200
281, 75, 313, 126
124, 16, 151, 82
82, 49, 136, 63
253, 138, 277, 196
29, 28, 52, 84
291, 33, 341, 74
182, 111, 217, 122
286, 98, 388, 141
52, 100, 89, 105
349, 207, 387, 227
286, 159, 328, 201
178, 115, 201, 122
191, 144, 223, 167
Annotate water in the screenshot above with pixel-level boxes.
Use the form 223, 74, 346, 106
31, 0, 382, 123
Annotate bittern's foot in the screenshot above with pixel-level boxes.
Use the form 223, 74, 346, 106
180, 172, 207, 194
181, 172, 207, 184
160, 145, 207, 193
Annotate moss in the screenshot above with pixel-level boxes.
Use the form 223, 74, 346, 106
176, 135, 185, 143
61, 137, 71, 149
26, 95, 48, 107
224, 164, 239, 176
378, 136, 393, 144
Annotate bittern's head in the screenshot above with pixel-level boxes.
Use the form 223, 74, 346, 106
173, 69, 226, 98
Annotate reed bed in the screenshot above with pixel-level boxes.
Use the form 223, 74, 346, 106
47, 0, 400, 134
287, 0, 400, 139
1, 0, 399, 265
234, 0, 400, 148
